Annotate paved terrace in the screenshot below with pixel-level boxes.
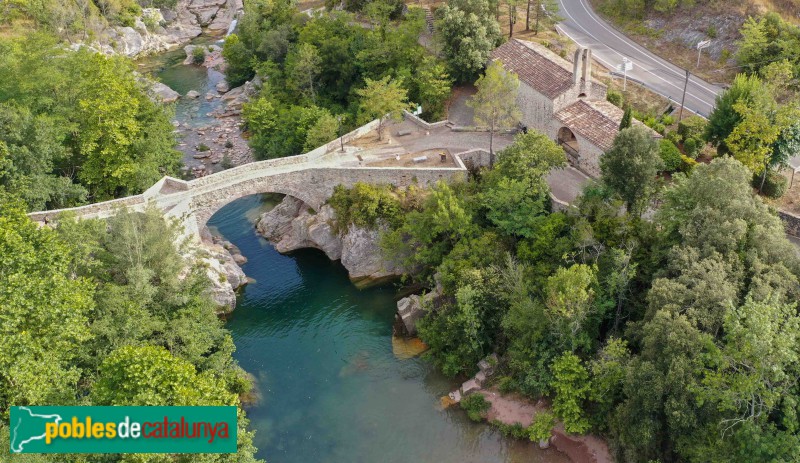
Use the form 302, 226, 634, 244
28, 116, 590, 238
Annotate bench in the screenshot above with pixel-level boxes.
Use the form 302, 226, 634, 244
397, 129, 412, 137
412, 155, 428, 163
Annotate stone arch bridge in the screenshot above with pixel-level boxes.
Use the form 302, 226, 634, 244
27, 121, 495, 239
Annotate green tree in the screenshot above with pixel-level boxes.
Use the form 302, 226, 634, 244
600, 126, 662, 216
706, 73, 771, 154
551, 352, 591, 434
435, 0, 503, 82
618, 105, 632, 130
356, 76, 411, 140
659, 138, 682, 172
222, 34, 255, 87
543, 264, 597, 352
92, 345, 235, 406
480, 131, 565, 237
411, 56, 452, 121
0, 193, 94, 413
304, 112, 340, 151
286, 43, 322, 103
467, 61, 521, 162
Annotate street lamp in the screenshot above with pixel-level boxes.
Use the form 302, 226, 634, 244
336, 114, 345, 153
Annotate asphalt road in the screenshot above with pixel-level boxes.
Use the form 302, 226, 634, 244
554, 0, 724, 117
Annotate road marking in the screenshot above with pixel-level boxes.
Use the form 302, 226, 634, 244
572, 0, 721, 97
554, 4, 712, 115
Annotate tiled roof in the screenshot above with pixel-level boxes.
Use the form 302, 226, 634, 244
555, 100, 659, 151
490, 39, 576, 99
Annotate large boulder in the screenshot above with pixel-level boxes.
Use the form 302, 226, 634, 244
148, 81, 180, 103
396, 294, 426, 336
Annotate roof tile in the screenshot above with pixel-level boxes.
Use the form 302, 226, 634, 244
490, 39, 575, 99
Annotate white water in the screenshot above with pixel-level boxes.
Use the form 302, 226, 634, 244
225, 18, 238, 37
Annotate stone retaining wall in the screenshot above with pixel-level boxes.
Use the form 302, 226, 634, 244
779, 210, 800, 237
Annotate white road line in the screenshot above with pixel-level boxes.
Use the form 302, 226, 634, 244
574, 0, 720, 96
554, 5, 712, 113
556, 23, 709, 109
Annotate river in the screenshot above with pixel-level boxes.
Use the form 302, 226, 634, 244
207, 195, 571, 463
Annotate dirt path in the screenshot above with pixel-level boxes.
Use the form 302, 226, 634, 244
477, 388, 613, 463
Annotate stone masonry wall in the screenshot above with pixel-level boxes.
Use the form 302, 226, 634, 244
779, 210, 800, 237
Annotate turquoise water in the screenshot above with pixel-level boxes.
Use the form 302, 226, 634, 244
208, 195, 570, 463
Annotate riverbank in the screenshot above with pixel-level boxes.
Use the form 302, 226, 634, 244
138, 41, 256, 177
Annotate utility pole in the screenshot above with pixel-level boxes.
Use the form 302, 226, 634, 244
679, 69, 690, 121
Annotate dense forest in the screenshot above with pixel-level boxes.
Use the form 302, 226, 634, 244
0, 196, 262, 462
224, 0, 505, 159
0, 33, 181, 211
329, 126, 800, 462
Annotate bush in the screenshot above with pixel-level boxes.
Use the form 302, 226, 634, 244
678, 116, 707, 143
492, 420, 528, 438
754, 171, 788, 199
680, 154, 698, 173
221, 154, 233, 169
192, 47, 206, 65
460, 393, 491, 422
327, 183, 403, 232
683, 137, 702, 159
659, 139, 682, 172
528, 411, 556, 442
606, 89, 624, 108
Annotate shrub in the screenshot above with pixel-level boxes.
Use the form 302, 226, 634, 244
197, 143, 210, 152
327, 183, 403, 232
707, 25, 718, 39
683, 137, 702, 159
754, 171, 788, 199
528, 411, 556, 442
225, 140, 234, 149
661, 114, 675, 126
606, 89, 624, 108
680, 154, 698, 173
460, 393, 491, 422
221, 154, 233, 169
492, 420, 528, 438
192, 47, 206, 65
659, 139, 682, 172
497, 376, 517, 394
678, 116, 707, 143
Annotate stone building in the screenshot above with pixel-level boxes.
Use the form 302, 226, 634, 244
491, 39, 659, 177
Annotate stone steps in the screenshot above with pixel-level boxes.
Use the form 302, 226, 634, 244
422, 6, 434, 33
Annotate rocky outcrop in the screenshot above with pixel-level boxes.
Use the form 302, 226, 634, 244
106, 0, 242, 58
256, 196, 342, 260
196, 239, 248, 312
256, 196, 404, 287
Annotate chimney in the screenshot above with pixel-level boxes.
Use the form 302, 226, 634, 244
581, 48, 592, 95
573, 48, 584, 85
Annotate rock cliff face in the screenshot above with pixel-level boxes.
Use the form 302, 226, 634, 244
106, 0, 242, 58
256, 196, 404, 287
195, 239, 248, 312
